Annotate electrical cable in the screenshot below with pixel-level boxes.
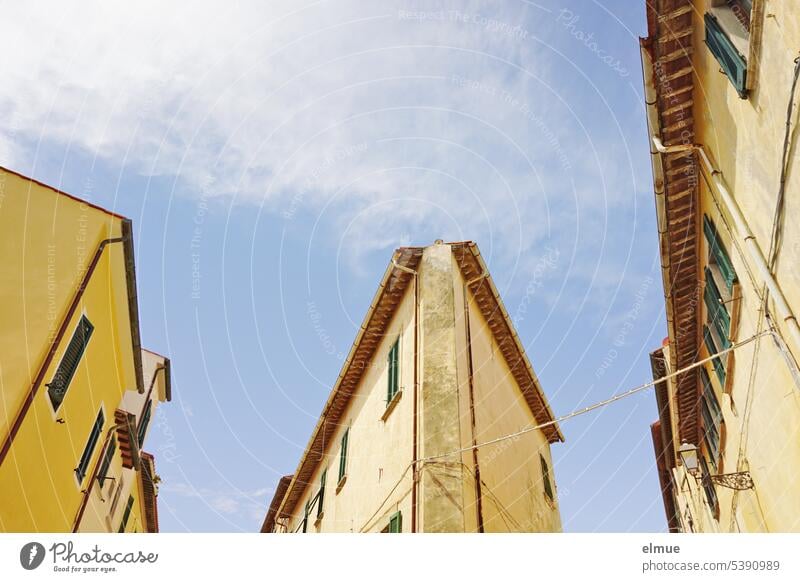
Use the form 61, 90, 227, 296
418, 331, 771, 464
353, 330, 771, 532
767, 55, 800, 274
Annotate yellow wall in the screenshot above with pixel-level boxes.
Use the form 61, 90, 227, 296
0, 168, 164, 533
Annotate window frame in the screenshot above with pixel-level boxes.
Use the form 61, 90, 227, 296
387, 511, 402, 533
540, 453, 554, 502
75, 407, 105, 487
703, 215, 737, 292
700, 369, 723, 468
704, 7, 750, 98
97, 434, 117, 491
137, 400, 152, 446
700, 456, 720, 519
316, 468, 327, 520
47, 314, 94, 412
118, 495, 135, 533
386, 337, 401, 405
337, 426, 350, 488
703, 325, 727, 387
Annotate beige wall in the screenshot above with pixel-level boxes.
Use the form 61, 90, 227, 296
279, 244, 560, 532
453, 258, 561, 532
664, 2, 800, 532
284, 277, 416, 533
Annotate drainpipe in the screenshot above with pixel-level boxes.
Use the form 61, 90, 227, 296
651, 135, 800, 360
640, 43, 680, 369
391, 259, 420, 533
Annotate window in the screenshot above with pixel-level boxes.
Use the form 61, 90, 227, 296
383, 511, 402, 533
302, 500, 310, 533
76, 409, 104, 484
704, 267, 731, 348
702, 216, 737, 388
704, 2, 751, 98
703, 215, 737, 292
118, 495, 134, 533
317, 469, 327, 519
97, 435, 117, 489
700, 456, 720, 518
137, 401, 152, 446
109, 477, 124, 517
703, 325, 727, 386
540, 454, 554, 502
47, 315, 94, 410
338, 427, 350, 484
700, 369, 723, 467
387, 339, 400, 404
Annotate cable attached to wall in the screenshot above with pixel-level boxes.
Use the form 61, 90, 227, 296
356, 329, 772, 532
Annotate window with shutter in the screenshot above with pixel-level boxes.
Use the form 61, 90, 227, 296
704, 12, 748, 98
76, 408, 104, 484
338, 427, 349, 484
97, 435, 117, 489
700, 457, 720, 518
387, 339, 400, 404
703, 215, 737, 291
137, 401, 152, 446
118, 495, 135, 533
703, 325, 727, 386
317, 469, 327, 518
540, 454, 554, 501
47, 315, 94, 410
704, 267, 731, 348
388, 511, 402, 533
700, 369, 723, 468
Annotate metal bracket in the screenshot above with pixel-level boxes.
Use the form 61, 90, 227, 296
709, 471, 754, 490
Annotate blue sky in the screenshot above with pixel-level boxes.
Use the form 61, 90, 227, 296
1, 0, 669, 531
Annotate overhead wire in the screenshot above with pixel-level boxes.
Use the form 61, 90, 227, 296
353, 330, 771, 532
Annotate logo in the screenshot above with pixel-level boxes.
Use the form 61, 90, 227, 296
20, 542, 46, 570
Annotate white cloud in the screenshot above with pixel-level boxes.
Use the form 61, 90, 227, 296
0, 0, 639, 266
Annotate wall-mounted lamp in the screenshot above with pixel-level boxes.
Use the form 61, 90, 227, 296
678, 441, 699, 476
678, 440, 754, 490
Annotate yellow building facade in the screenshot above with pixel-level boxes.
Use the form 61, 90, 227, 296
0, 167, 171, 532
642, 0, 800, 532
262, 241, 563, 533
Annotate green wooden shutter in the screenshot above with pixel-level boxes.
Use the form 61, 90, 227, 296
137, 401, 152, 446
700, 457, 720, 516
76, 408, 104, 483
97, 435, 117, 486
387, 339, 399, 403
700, 369, 722, 466
703, 325, 726, 386
338, 428, 349, 482
703, 215, 737, 291
48, 315, 94, 410
317, 469, 327, 518
704, 267, 731, 347
118, 495, 134, 533
540, 454, 554, 501
704, 12, 748, 99
388, 511, 402, 533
